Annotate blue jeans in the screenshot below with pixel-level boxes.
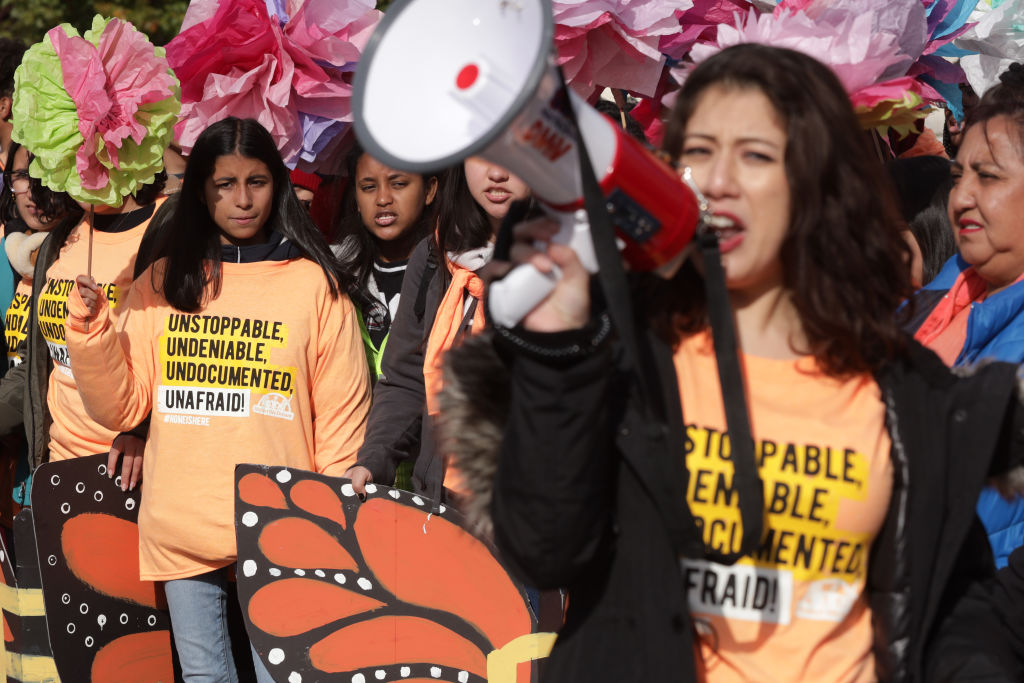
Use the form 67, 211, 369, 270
164, 570, 273, 683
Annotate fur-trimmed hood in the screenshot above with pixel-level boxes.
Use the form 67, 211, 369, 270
4, 229, 49, 280
439, 332, 508, 539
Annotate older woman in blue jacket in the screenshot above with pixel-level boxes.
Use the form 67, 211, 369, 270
907, 64, 1024, 568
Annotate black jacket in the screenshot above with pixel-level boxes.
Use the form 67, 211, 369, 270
356, 236, 463, 500
486, 325, 1024, 682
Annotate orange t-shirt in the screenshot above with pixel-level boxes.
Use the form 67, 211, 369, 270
65, 257, 371, 580
5, 278, 32, 367
37, 205, 162, 460
676, 331, 892, 683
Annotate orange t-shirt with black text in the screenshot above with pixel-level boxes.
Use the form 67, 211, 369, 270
5, 279, 32, 367
676, 331, 892, 683
66, 257, 371, 580
38, 205, 162, 460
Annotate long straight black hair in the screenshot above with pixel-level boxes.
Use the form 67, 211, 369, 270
434, 164, 494, 255
159, 117, 350, 312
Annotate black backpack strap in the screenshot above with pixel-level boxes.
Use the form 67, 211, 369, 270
413, 240, 440, 322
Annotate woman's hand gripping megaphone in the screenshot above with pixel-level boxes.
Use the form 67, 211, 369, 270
488, 167, 710, 330
488, 207, 598, 330
490, 208, 597, 332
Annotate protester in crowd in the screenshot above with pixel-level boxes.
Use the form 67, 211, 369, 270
289, 168, 321, 213
1, 142, 83, 368
944, 83, 980, 159
467, 44, 1023, 681
0, 141, 82, 514
334, 143, 439, 379
66, 117, 371, 683
347, 158, 529, 502
0, 38, 28, 320
0, 38, 26, 175
0, 170, 167, 501
886, 155, 957, 286
907, 63, 1024, 570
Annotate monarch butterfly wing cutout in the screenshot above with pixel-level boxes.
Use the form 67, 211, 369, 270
1, 509, 59, 682
31, 454, 176, 682
235, 464, 552, 683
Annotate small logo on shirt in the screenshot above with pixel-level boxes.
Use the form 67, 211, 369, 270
253, 393, 295, 421
795, 578, 860, 622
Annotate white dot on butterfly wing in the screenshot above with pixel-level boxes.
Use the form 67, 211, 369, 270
357, 577, 372, 591
288, 673, 302, 683
341, 483, 355, 497
268, 648, 285, 665
412, 496, 423, 506
365, 484, 377, 494
242, 511, 259, 527
400, 667, 410, 678
333, 573, 346, 584
276, 470, 292, 483
458, 672, 469, 683
269, 568, 282, 577
242, 560, 257, 578
430, 667, 441, 679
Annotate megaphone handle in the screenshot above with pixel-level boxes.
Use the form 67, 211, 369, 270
488, 208, 597, 329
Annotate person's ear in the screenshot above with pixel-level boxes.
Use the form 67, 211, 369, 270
424, 176, 438, 206
0, 96, 12, 121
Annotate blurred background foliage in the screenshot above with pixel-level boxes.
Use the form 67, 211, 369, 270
0, 0, 393, 46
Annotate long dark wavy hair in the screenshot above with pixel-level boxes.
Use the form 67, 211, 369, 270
159, 117, 350, 312
335, 142, 439, 293
652, 44, 913, 377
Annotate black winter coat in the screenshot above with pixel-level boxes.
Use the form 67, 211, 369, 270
489, 326, 1024, 682
357, 236, 469, 501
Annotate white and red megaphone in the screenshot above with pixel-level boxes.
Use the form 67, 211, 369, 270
353, 0, 704, 327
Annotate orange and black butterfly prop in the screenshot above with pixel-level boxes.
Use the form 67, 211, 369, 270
0, 509, 59, 682
234, 464, 557, 683
31, 454, 176, 682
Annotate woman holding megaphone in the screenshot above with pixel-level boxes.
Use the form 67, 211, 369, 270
465, 44, 1024, 681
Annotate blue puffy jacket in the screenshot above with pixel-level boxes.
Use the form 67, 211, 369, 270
909, 254, 1024, 568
